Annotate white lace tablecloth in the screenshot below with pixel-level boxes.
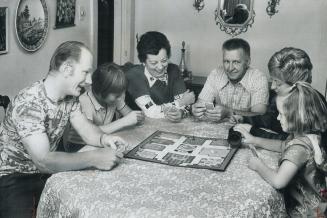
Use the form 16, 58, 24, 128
37, 118, 287, 218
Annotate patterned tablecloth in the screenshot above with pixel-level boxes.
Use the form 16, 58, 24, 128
37, 118, 287, 218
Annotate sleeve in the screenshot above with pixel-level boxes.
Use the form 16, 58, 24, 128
280, 143, 310, 168
250, 70, 269, 107
12, 100, 46, 139
135, 95, 165, 118
198, 70, 218, 103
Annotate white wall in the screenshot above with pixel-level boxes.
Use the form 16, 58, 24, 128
0, 0, 97, 99
133, 0, 327, 94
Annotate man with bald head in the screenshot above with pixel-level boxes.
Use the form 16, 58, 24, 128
0, 41, 127, 217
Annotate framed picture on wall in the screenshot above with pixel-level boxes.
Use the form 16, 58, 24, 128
54, 0, 76, 29
15, 0, 49, 52
0, 7, 8, 55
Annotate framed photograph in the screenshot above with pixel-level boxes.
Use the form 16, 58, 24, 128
0, 7, 8, 54
15, 0, 49, 52
55, 0, 76, 29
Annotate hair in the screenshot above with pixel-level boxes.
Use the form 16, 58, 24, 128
91, 62, 126, 99
279, 82, 327, 135
137, 31, 171, 63
222, 38, 250, 59
49, 41, 91, 72
268, 47, 313, 85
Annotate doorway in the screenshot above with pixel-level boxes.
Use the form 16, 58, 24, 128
97, 0, 114, 66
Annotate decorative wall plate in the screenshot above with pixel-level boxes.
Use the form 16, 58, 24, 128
15, 0, 49, 52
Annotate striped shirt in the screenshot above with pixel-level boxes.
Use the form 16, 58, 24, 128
199, 66, 268, 111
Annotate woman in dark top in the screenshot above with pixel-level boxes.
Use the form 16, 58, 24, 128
125, 31, 195, 122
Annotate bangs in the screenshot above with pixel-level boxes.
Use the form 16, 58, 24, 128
92, 63, 127, 99
104, 73, 126, 96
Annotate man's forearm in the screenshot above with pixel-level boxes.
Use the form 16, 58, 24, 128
36, 151, 96, 173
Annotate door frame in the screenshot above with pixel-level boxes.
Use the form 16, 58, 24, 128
113, 0, 135, 65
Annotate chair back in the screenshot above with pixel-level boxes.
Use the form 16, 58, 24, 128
0, 95, 10, 121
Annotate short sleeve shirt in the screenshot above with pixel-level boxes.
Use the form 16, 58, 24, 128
67, 89, 125, 144
0, 80, 79, 176
198, 66, 268, 111
280, 136, 326, 217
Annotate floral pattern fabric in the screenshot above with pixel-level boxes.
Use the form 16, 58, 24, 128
37, 118, 287, 218
0, 80, 79, 176
280, 136, 327, 217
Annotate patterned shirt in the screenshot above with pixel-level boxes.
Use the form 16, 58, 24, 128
0, 80, 79, 177
67, 89, 125, 144
198, 66, 268, 111
280, 135, 326, 217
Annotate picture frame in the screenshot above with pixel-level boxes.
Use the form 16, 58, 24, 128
54, 0, 76, 29
15, 0, 49, 52
0, 7, 8, 55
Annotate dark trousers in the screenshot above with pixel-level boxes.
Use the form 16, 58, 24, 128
0, 173, 50, 218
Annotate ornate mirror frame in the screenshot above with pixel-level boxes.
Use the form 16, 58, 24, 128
215, 0, 255, 37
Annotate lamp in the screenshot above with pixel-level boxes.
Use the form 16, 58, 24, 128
193, 0, 204, 12
266, 0, 280, 17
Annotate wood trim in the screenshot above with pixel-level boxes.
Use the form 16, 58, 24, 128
113, 0, 135, 65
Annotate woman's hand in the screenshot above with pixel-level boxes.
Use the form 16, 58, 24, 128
233, 124, 257, 144
166, 109, 183, 122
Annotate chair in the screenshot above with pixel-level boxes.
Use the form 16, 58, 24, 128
0, 95, 10, 122
0, 95, 10, 112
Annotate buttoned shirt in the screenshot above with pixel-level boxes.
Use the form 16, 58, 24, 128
67, 89, 125, 144
199, 66, 269, 111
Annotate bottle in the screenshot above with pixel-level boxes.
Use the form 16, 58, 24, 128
179, 41, 188, 79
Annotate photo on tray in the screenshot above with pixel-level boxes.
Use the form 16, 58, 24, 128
209, 139, 230, 147
135, 149, 158, 159
174, 143, 197, 154
183, 137, 206, 145
141, 143, 166, 151
198, 157, 224, 167
150, 137, 175, 145
163, 152, 195, 165
199, 147, 230, 158
158, 132, 182, 140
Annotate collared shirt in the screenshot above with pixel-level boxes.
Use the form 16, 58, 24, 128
0, 80, 79, 176
67, 89, 125, 144
199, 66, 268, 111
144, 67, 168, 88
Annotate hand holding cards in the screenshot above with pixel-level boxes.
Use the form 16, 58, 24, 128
205, 102, 215, 110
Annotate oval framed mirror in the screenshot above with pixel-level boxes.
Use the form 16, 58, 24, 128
15, 0, 49, 52
214, 0, 255, 36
